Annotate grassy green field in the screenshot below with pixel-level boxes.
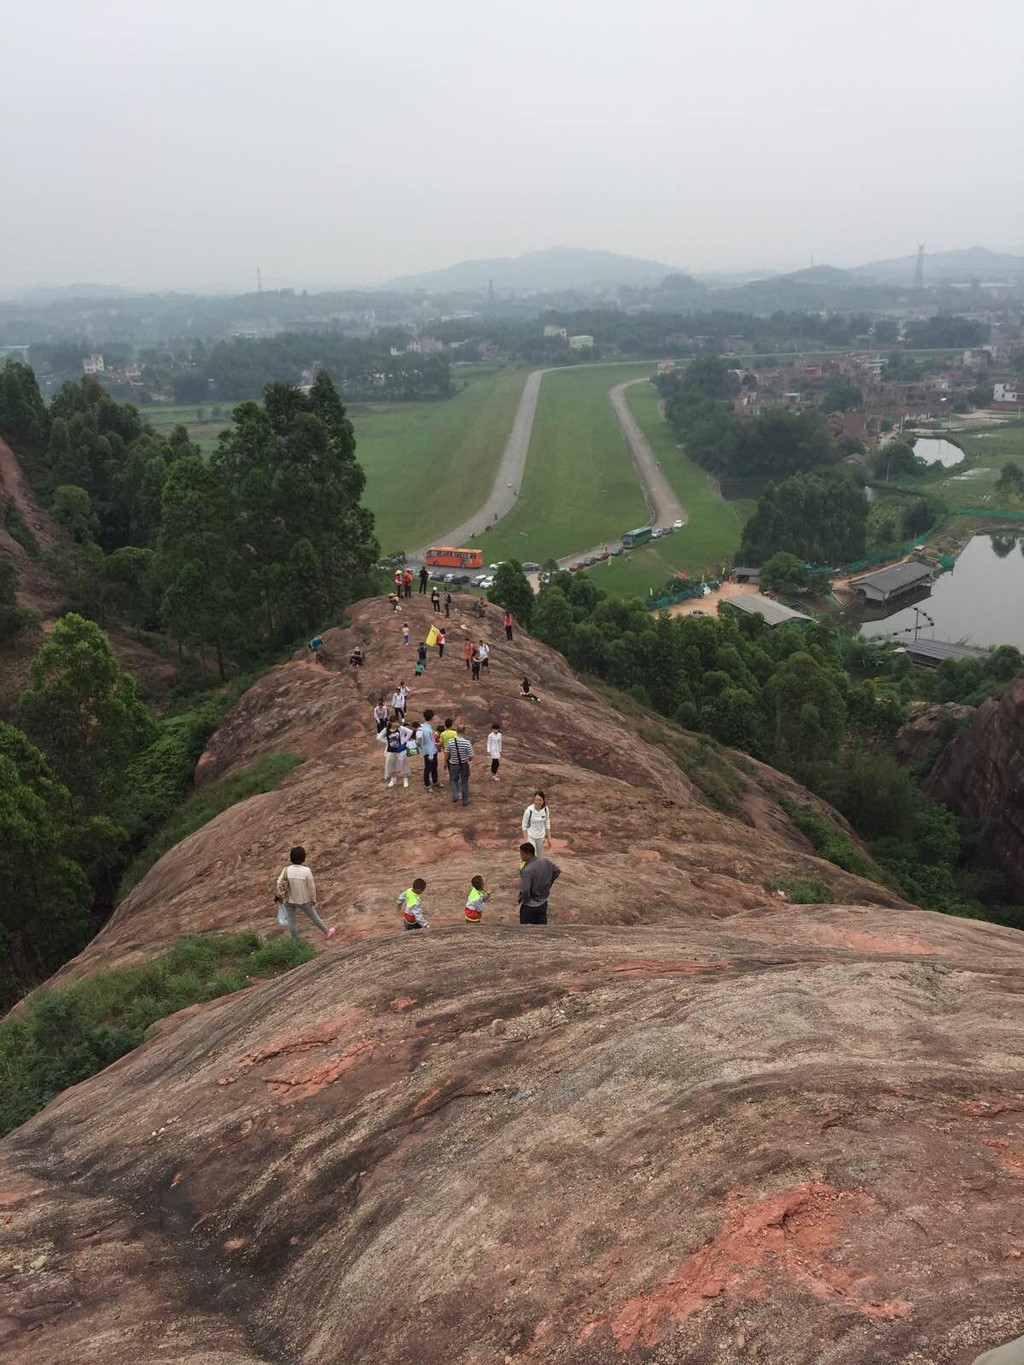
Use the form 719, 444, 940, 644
888, 421, 1024, 508
353, 368, 528, 554
592, 382, 755, 596
466, 364, 653, 565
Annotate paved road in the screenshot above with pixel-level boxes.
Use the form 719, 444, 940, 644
531, 379, 689, 579
409, 367, 552, 560
608, 379, 687, 530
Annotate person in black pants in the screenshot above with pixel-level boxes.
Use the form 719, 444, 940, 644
504, 610, 513, 641
418, 710, 439, 790
444, 592, 452, 617
518, 842, 560, 925
419, 566, 429, 594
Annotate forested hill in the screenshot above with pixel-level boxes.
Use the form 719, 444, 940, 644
0, 359, 381, 1009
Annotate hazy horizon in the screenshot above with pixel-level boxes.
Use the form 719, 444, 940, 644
4, 0, 1023, 294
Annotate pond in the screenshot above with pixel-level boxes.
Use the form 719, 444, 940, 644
913, 437, 964, 468
859, 533, 1024, 651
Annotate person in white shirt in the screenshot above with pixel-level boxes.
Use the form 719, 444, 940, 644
486, 720, 502, 780
478, 640, 490, 671
377, 719, 413, 788
391, 682, 408, 719
275, 846, 336, 940
372, 698, 389, 734
522, 791, 551, 859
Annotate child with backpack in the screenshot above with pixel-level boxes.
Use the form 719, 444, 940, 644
464, 875, 490, 922
397, 878, 428, 930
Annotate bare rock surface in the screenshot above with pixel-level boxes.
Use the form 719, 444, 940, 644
4, 914, 1024, 1363
894, 703, 975, 768
47, 597, 905, 986
926, 678, 1024, 897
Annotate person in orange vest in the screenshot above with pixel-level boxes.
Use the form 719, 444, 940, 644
464, 875, 490, 922
402, 568, 413, 599
464, 638, 475, 671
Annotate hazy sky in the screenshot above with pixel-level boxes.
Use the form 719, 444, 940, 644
4, 0, 1022, 292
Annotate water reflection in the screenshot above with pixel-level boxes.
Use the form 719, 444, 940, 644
913, 437, 964, 468
858, 534, 1024, 650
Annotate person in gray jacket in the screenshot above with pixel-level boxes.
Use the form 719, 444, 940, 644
518, 842, 561, 925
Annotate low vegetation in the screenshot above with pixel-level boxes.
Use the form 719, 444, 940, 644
766, 876, 836, 904
0, 932, 317, 1139
121, 750, 304, 895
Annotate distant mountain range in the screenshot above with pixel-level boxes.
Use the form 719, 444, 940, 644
2, 282, 131, 303
381, 246, 685, 293
851, 246, 1024, 286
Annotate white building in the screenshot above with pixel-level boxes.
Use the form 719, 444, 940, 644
82, 354, 105, 374
569, 334, 594, 350
994, 382, 1022, 404
543, 325, 567, 339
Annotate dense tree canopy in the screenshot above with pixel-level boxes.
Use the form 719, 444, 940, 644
740, 472, 868, 566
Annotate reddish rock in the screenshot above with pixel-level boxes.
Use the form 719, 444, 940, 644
4, 914, 1024, 1362
894, 702, 975, 768
45, 597, 904, 986
925, 677, 1024, 897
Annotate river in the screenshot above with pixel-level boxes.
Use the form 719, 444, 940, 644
859, 533, 1024, 651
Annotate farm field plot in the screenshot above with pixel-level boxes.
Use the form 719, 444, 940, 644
468, 364, 653, 565
594, 382, 754, 597
353, 367, 528, 554
890, 421, 1024, 507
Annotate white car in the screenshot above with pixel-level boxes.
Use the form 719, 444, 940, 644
673, 518, 684, 529
478, 575, 494, 590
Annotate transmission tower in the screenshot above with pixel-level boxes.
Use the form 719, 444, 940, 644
914, 244, 925, 290
257, 266, 263, 294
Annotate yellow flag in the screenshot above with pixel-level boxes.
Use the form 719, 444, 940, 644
425, 626, 439, 646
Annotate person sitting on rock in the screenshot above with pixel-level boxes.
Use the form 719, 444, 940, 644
350, 644, 365, 668
398, 877, 428, 930
519, 676, 539, 702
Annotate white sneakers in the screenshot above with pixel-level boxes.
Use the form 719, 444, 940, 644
388, 777, 397, 787
402, 778, 409, 788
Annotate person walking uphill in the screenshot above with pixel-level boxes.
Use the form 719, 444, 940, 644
522, 791, 551, 860
403, 568, 414, 599
504, 610, 514, 642
464, 638, 475, 672
486, 721, 502, 780
419, 565, 429, 594
276, 847, 336, 940
518, 843, 561, 925
431, 585, 441, 613
445, 728, 474, 805
418, 709, 440, 791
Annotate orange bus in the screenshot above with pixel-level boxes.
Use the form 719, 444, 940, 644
424, 546, 484, 569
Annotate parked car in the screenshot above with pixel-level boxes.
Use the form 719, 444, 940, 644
690, 609, 707, 617
673, 518, 684, 529
583, 556, 598, 567
522, 561, 540, 572
488, 562, 504, 571
597, 551, 610, 560
570, 562, 584, 572
539, 572, 552, 584
478, 575, 494, 590
471, 574, 488, 587
610, 546, 624, 556
448, 573, 471, 586
651, 528, 665, 539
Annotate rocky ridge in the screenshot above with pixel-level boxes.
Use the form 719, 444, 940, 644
3, 596, 1024, 1363
926, 676, 1024, 899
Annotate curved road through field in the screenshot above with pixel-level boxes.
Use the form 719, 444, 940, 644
410, 366, 686, 569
